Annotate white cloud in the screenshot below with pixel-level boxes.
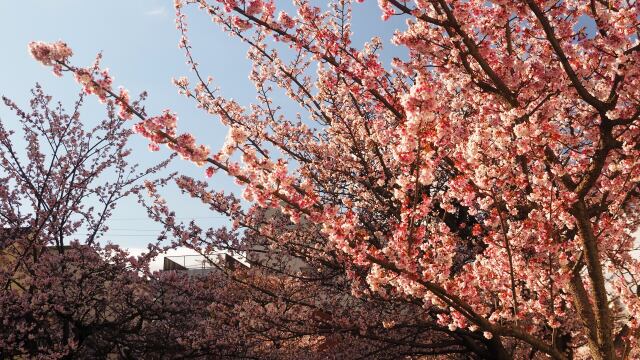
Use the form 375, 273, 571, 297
146, 6, 167, 16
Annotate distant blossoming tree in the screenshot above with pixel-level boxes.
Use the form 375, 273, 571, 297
29, 0, 640, 358
0, 86, 217, 359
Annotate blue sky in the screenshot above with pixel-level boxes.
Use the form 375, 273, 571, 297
0, 1, 402, 252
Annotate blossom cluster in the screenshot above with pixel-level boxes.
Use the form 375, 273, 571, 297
74, 67, 113, 103
28, 40, 73, 76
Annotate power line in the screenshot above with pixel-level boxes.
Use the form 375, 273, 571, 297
75, 233, 164, 237
101, 228, 164, 232
108, 216, 228, 221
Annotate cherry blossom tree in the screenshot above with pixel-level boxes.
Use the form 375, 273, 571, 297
28, 0, 640, 358
143, 182, 502, 359
0, 86, 202, 358
0, 240, 233, 359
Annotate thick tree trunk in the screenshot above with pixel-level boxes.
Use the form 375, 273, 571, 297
485, 336, 511, 360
